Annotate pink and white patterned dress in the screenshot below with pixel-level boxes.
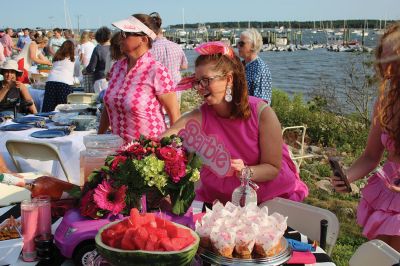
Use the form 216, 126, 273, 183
104, 52, 175, 142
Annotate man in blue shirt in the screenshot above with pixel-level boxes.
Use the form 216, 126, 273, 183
16, 28, 31, 51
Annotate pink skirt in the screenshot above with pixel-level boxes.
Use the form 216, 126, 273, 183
357, 162, 400, 239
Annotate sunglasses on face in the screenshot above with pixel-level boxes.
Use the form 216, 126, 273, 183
120, 31, 145, 39
237, 41, 247, 47
192, 75, 225, 89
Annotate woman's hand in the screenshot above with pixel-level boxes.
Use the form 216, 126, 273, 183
330, 176, 351, 193
384, 179, 400, 193
15, 81, 26, 89
230, 159, 246, 178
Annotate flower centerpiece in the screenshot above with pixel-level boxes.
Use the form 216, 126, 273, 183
79, 135, 202, 219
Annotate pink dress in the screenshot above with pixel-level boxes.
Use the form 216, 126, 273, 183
104, 52, 175, 142
196, 96, 309, 204
357, 133, 400, 239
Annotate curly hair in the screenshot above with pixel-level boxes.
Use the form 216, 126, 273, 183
195, 49, 251, 120
376, 22, 400, 154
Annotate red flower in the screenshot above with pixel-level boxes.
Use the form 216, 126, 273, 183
127, 143, 146, 158
157, 146, 180, 162
111, 155, 127, 171
165, 160, 186, 183
80, 189, 102, 219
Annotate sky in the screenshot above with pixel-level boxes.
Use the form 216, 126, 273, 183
1, 0, 399, 29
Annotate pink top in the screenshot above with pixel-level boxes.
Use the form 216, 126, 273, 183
151, 37, 188, 84
0, 34, 13, 57
104, 52, 175, 142
196, 96, 309, 204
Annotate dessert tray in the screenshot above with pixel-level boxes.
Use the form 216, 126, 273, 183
198, 237, 292, 265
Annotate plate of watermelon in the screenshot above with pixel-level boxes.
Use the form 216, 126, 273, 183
95, 208, 200, 266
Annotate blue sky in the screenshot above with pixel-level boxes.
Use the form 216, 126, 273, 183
1, 0, 399, 29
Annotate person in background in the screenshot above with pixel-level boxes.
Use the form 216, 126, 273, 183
0, 28, 16, 58
0, 42, 5, 65
43, 31, 54, 57
98, 13, 180, 142
150, 12, 188, 105
89, 31, 97, 46
41, 40, 75, 112
238, 28, 272, 104
16, 34, 52, 83
48, 28, 66, 57
162, 41, 308, 205
332, 22, 400, 252
78, 31, 95, 68
16, 28, 31, 51
0, 60, 37, 117
84, 26, 111, 93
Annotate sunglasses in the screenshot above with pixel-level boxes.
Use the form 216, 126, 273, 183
120, 31, 146, 39
192, 75, 225, 89
237, 41, 247, 47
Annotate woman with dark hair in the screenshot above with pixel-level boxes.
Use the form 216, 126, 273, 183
332, 22, 400, 252
162, 41, 308, 205
84, 26, 111, 92
98, 13, 180, 142
41, 40, 75, 112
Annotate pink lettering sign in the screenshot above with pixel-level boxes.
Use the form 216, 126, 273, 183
178, 119, 231, 177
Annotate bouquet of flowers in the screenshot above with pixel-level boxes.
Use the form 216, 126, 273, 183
79, 135, 202, 219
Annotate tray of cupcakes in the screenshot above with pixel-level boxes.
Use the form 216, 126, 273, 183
195, 202, 292, 265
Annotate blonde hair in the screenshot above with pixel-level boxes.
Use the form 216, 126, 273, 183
240, 28, 263, 53
80, 32, 90, 44
376, 22, 400, 154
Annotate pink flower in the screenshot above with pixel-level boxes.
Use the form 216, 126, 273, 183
111, 155, 127, 171
93, 180, 127, 215
157, 146, 180, 162
165, 160, 186, 183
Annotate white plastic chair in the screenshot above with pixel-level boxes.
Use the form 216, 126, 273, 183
67, 92, 95, 104
282, 125, 317, 169
5, 140, 71, 183
260, 197, 339, 255
349, 239, 400, 266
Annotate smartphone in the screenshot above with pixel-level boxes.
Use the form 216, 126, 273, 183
328, 157, 352, 192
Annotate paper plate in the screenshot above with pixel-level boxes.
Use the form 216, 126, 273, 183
35, 111, 57, 117
30, 129, 67, 139
0, 124, 34, 131
12, 116, 45, 124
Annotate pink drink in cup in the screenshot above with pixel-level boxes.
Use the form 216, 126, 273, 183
33, 196, 52, 238
21, 199, 39, 262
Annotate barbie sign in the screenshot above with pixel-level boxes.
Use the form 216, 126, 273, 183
178, 119, 231, 177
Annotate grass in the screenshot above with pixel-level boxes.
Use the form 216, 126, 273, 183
180, 89, 368, 266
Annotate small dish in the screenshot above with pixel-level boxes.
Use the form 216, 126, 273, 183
12, 116, 45, 124
30, 129, 67, 138
0, 124, 34, 131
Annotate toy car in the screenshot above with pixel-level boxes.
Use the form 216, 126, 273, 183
54, 208, 121, 266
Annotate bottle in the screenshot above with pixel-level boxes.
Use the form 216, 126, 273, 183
0, 173, 79, 200
231, 167, 258, 207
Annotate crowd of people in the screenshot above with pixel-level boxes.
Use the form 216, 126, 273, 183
0, 13, 399, 253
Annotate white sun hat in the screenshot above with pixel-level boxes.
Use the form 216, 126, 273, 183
0, 60, 23, 75
112, 15, 157, 40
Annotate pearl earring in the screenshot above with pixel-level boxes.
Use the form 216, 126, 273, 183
225, 86, 232, 102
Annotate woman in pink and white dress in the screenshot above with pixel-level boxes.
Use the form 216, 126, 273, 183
98, 13, 180, 142
332, 22, 400, 252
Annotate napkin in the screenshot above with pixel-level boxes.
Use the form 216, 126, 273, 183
286, 251, 316, 264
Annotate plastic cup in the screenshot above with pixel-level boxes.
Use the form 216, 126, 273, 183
33, 195, 52, 237
21, 199, 39, 262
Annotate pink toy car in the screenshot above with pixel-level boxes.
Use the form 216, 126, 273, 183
54, 209, 121, 266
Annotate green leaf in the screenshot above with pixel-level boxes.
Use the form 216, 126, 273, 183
170, 182, 195, 215
189, 153, 202, 169
67, 186, 82, 199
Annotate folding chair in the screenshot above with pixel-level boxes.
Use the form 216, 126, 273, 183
67, 93, 95, 104
282, 125, 317, 169
349, 239, 400, 266
5, 140, 71, 183
260, 197, 339, 255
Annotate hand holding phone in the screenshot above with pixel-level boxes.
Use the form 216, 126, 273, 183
329, 157, 352, 192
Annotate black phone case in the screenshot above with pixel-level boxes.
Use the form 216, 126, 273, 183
329, 157, 352, 192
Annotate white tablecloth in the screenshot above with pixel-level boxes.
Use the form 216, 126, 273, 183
0, 120, 94, 185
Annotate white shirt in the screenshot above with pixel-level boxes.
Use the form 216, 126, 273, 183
47, 58, 75, 85
79, 41, 95, 67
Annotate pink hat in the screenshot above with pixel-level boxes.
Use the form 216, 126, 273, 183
112, 16, 157, 40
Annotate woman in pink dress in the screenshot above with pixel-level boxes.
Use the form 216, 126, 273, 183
332, 23, 400, 252
98, 14, 180, 142
163, 41, 308, 205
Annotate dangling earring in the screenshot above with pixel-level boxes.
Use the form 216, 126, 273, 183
225, 86, 232, 102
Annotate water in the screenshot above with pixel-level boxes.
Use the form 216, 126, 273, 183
183, 30, 379, 101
